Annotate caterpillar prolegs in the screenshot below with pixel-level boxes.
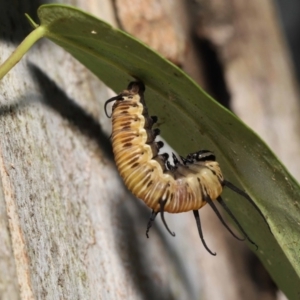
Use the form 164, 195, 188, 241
105, 81, 268, 255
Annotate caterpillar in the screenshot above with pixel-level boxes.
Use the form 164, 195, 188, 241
105, 81, 268, 255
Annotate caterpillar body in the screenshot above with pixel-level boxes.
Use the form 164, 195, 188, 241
105, 81, 268, 255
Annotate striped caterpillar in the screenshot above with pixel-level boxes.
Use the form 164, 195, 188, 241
105, 81, 268, 255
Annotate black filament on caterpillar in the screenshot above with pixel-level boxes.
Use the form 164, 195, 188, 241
105, 81, 269, 256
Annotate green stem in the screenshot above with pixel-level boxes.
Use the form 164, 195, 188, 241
0, 26, 46, 80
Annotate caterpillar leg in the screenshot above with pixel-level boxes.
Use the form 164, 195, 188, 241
193, 210, 216, 256
159, 199, 176, 237
205, 195, 245, 241
217, 196, 258, 250
146, 210, 158, 238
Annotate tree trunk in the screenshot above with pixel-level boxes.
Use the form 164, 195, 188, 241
0, 0, 296, 299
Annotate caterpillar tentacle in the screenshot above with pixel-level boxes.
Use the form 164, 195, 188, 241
105, 81, 269, 255
146, 210, 158, 238
217, 196, 258, 250
205, 195, 245, 242
193, 210, 216, 256
159, 199, 176, 237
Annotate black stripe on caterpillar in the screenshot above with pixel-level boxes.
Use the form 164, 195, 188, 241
105, 81, 269, 255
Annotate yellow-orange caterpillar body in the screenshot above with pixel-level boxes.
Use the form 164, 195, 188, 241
105, 81, 268, 255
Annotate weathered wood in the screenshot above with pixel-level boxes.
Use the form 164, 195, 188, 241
0, 1, 209, 299
0, 0, 295, 299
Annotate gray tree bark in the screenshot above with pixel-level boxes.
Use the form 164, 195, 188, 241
0, 0, 296, 299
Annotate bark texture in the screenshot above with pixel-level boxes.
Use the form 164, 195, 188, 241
0, 0, 297, 299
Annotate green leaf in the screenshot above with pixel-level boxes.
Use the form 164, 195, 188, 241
1, 4, 300, 298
